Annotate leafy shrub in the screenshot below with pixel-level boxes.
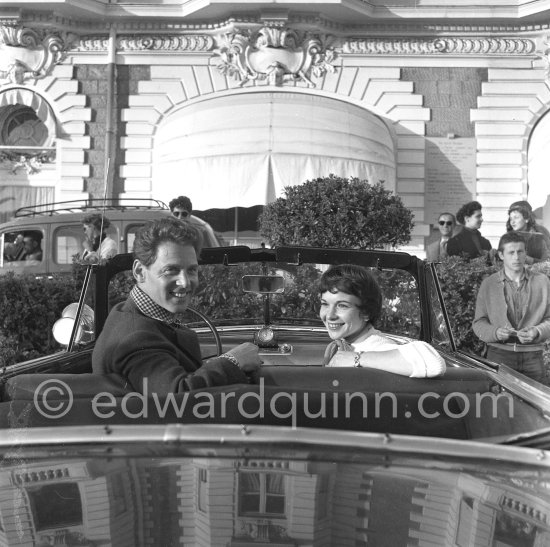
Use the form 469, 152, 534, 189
0, 272, 80, 366
259, 175, 414, 249
436, 255, 500, 353
192, 263, 320, 323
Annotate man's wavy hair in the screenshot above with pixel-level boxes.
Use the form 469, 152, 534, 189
456, 201, 482, 225
168, 195, 192, 213
133, 217, 202, 267
318, 264, 383, 326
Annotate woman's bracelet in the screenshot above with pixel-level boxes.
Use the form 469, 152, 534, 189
354, 351, 363, 368
221, 352, 240, 367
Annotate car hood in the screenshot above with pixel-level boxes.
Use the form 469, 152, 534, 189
2, 425, 550, 546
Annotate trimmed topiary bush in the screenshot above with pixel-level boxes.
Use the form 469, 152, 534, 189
259, 175, 414, 249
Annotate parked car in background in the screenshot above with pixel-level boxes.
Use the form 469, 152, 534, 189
0, 199, 172, 277
1, 245, 550, 545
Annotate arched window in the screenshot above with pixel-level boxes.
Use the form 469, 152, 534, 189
0, 104, 48, 148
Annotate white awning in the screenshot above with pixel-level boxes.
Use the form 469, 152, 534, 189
153, 91, 396, 210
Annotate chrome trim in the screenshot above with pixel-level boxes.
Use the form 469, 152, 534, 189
192, 324, 327, 334
1, 424, 549, 468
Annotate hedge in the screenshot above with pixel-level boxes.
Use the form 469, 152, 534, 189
0, 272, 80, 366
435, 255, 499, 354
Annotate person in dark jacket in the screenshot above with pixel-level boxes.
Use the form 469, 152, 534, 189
508, 200, 550, 248
425, 212, 457, 261
506, 203, 550, 264
92, 217, 261, 395
447, 200, 492, 259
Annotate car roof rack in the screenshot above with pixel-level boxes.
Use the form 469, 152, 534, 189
15, 198, 169, 217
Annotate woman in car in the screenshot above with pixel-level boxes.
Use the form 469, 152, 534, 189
81, 213, 118, 263
319, 264, 446, 377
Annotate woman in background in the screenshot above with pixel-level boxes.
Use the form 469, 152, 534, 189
81, 213, 118, 263
446, 200, 492, 259
506, 203, 550, 264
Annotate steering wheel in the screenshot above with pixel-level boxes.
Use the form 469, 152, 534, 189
186, 307, 223, 358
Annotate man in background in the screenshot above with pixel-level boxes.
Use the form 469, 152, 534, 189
473, 231, 550, 383
169, 195, 221, 247
22, 233, 43, 262
426, 212, 457, 261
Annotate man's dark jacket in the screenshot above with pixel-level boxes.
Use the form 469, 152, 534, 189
92, 298, 247, 394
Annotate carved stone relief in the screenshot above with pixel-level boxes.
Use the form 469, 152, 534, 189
0, 25, 76, 84
74, 34, 215, 52
343, 37, 535, 55
214, 27, 337, 87
539, 35, 550, 77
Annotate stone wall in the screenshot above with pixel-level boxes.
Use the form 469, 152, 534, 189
74, 64, 151, 199
402, 67, 488, 138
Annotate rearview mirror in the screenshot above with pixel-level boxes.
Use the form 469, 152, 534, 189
242, 275, 285, 294
52, 303, 95, 346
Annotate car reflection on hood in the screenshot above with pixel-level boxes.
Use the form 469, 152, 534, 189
1, 431, 549, 547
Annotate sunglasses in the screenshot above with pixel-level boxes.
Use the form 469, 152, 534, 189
438, 221, 453, 226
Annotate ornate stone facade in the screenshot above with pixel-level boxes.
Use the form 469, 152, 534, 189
0, 2, 549, 252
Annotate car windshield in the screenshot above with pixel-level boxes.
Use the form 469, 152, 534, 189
99, 257, 432, 345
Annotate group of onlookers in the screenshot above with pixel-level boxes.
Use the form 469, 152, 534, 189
427, 199, 550, 385
427, 200, 550, 263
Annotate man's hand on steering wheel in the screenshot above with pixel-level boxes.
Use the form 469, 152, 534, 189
226, 342, 263, 372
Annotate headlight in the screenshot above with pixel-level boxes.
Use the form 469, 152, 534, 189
52, 303, 95, 346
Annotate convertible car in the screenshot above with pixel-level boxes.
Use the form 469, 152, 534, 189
1, 245, 550, 546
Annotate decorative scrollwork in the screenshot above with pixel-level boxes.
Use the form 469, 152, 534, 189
214, 26, 336, 87
0, 150, 56, 175
0, 25, 75, 84
75, 34, 214, 52
343, 37, 535, 55
539, 35, 550, 79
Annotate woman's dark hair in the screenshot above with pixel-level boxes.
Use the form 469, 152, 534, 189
319, 264, 383, 325
169, 195, 192, 212
133, 217, 202, 267
82, 213, 110, 231
506, 204, 537, 232
456, 201, 482, 224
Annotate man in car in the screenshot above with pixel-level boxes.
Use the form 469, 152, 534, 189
169, 195, 222, 247
92, 217, 261, 394
473, 231, 550, 383
22, 233, 43, 262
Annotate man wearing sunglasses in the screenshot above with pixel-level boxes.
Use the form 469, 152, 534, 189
426, 212, 457, 261
169, 195, 222, 248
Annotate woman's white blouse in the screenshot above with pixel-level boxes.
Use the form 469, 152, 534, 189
337, 329, 446, 377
